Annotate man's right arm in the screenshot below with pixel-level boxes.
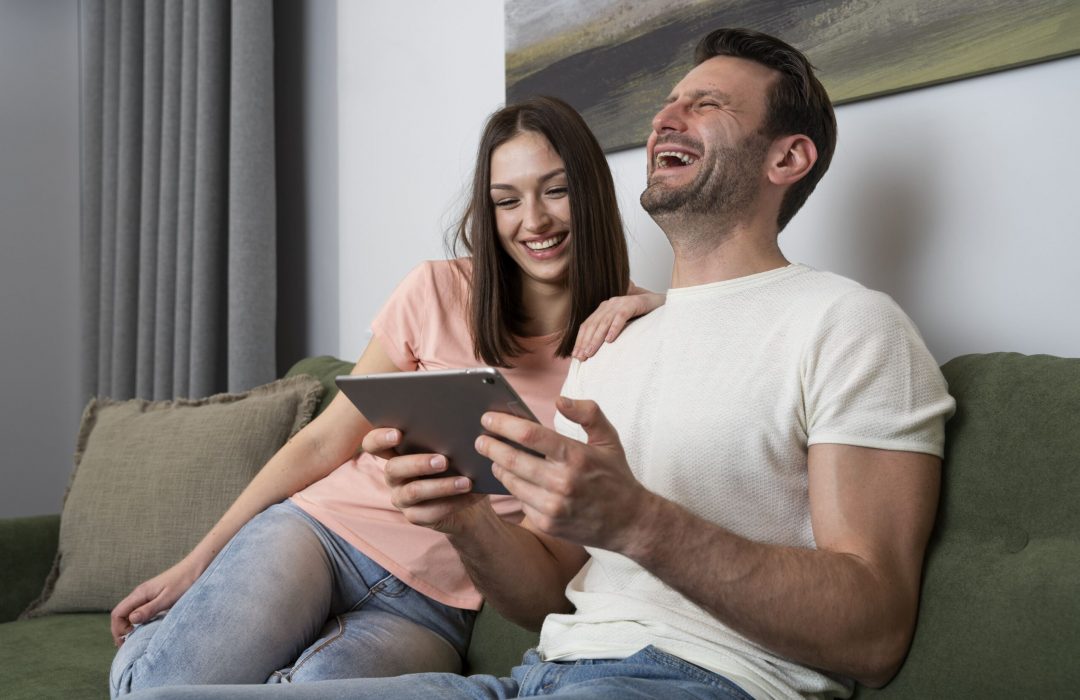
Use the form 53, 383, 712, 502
372, 433, 589, 630
450, 509, 589, 630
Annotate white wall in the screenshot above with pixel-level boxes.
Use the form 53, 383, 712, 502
338, 1, 1080, 363
337, 0, 506, 361
0, 0, 82, 517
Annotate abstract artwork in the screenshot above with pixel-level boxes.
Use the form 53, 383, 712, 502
505, 0, 1080, 152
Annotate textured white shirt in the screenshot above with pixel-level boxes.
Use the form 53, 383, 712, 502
538, 264, 955, 699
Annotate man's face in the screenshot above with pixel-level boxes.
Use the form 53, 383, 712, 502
640, 56, 776, 220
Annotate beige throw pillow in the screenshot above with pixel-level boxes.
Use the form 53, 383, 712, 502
22, 375, 324, 617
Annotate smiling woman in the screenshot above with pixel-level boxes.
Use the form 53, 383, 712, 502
491, 132, 573, 287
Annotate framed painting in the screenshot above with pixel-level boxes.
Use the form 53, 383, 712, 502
505, 0, 1080, 152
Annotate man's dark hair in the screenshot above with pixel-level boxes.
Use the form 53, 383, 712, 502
695, 28, 837, 231
451, 96, 630, 366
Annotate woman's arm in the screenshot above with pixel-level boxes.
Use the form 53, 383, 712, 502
110, 339, 400, 645
572, 283, 665, 360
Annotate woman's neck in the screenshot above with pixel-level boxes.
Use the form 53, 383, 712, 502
519, 276, 571, 338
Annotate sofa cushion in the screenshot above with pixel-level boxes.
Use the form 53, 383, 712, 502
0, 613, 113, 700
856, 352, 1080, 697
0, 515, 59, 623
284, 354, 355, 415
464, 604, 540, 676
22, 376, 324, 618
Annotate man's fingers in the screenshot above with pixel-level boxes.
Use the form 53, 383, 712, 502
491, 462, 564, 525
556, 397, 619, 446
477, 432, 554, 489
480, 413, 566, 461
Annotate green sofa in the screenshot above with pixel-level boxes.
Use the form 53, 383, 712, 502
2, 353, 1077, 698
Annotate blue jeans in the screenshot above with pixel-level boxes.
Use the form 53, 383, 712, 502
111, 501, 475, 697
126, 646, 753, 699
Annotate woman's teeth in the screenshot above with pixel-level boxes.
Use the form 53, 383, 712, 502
525, 233, 567, 251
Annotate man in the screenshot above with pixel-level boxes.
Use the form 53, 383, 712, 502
134, 27, 954, 700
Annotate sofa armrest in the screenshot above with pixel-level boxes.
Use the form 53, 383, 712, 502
0, 514, 60, 622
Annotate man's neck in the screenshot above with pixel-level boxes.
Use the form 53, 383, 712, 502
663, 215, 789, 288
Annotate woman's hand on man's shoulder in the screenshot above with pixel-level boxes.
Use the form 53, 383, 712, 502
572, 286, 665, 360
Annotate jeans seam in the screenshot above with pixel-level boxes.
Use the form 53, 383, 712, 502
281, 614, 347, 681
348, 572, 400, 612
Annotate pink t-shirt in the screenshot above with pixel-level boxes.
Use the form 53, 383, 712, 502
292, 259, 571, 610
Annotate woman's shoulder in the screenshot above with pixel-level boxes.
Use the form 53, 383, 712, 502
396, 258, 471, 292
386, 259, 472, 318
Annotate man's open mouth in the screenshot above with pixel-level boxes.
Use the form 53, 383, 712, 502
655, 150, 698, 169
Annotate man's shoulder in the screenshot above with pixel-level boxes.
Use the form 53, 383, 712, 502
783, 267, 905, 322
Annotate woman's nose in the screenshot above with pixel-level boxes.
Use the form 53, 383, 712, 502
522, 199, 551, 232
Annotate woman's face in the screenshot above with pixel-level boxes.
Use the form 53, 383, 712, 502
489, 131, 572, 288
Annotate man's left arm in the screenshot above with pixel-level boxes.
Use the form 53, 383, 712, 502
480, 400, 939, 689
627, 442, 939, 688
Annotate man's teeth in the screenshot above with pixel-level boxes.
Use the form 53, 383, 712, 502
525, 234, 566, 251
655, 151, 697, 168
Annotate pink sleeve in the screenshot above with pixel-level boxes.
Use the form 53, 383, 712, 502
370, 263, 435, 371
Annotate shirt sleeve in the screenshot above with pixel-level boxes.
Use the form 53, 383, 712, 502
370, 263, 435, 372
802, 288, 956, 457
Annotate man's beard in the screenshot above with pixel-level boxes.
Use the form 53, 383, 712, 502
641, 133, 769, 226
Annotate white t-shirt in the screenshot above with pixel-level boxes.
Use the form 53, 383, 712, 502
538, 264, 955, 699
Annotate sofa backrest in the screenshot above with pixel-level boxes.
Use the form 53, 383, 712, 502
856, 352, 1080, 697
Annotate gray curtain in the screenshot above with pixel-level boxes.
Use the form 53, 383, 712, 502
80, 0, 276, 401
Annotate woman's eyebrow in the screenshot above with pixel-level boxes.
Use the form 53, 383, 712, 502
538, 167, 566, 183
490, 167, 566, 191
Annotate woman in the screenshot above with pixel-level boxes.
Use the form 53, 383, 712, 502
109, 96, 663, 696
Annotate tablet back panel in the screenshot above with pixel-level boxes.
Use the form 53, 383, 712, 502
335, 368, 539, 495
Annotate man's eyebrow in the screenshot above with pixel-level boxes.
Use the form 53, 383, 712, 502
490, 168, 566, 190
664, 88, 733, 104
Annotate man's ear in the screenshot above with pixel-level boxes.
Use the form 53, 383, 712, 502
766, 134, 817, 186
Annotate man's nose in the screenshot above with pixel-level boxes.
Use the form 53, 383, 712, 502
651, 101, 687, 134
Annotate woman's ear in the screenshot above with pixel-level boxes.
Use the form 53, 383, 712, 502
766, 134, 817, 186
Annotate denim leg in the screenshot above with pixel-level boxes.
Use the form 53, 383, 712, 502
125, 647, 753, 700
266, 503, 476, 683
112, 500, 480, 695
111, 503, 344, 697
512, 646, 754, 699
128, 672, 520, 700
268, 609, 462, 682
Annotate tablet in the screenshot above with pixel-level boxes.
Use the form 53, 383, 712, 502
335, 368, 542, 495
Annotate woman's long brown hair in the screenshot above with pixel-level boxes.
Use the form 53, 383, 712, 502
449, 96, 629, 367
